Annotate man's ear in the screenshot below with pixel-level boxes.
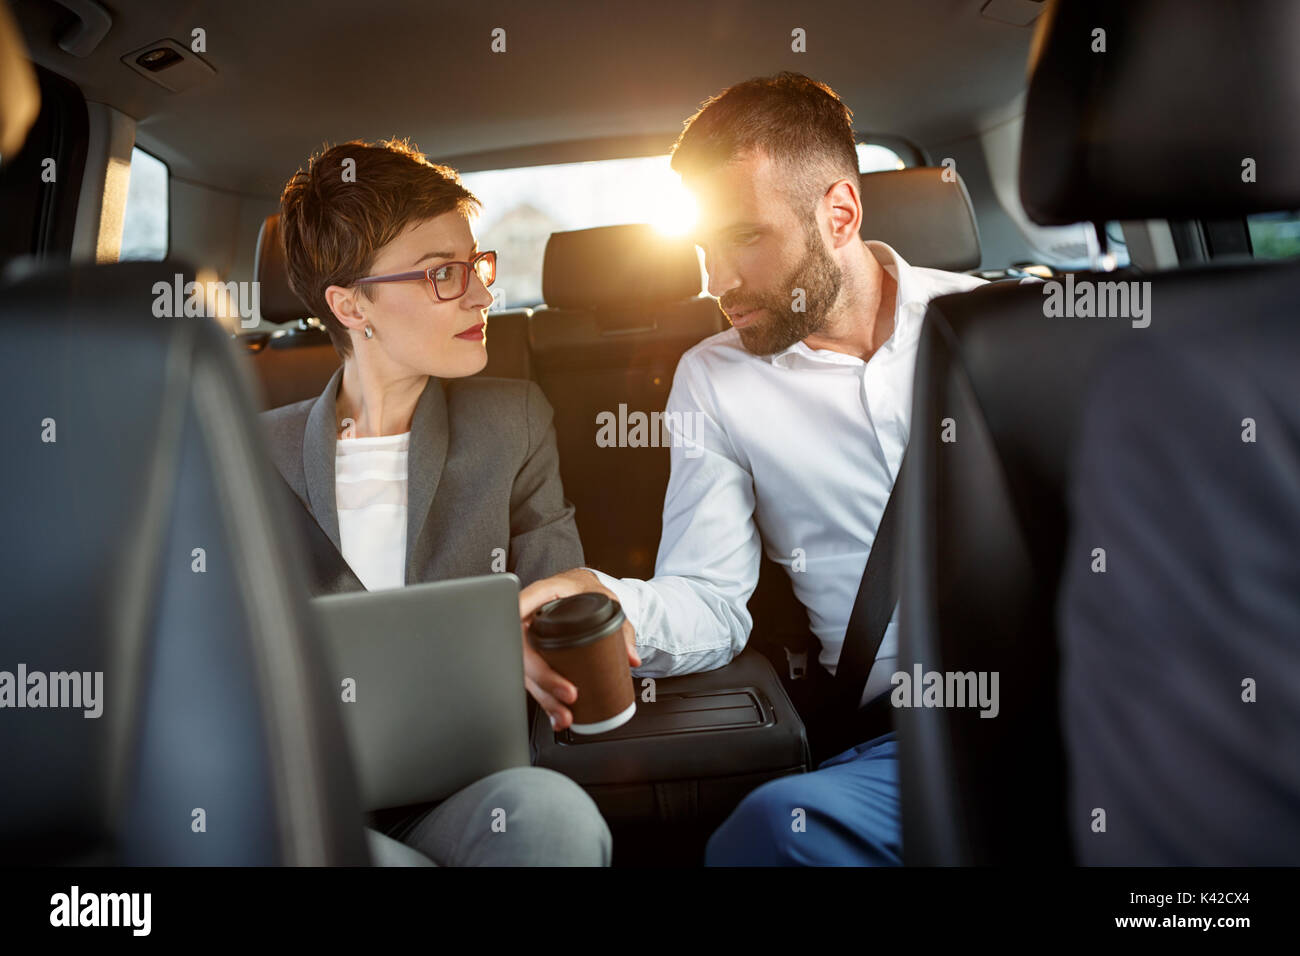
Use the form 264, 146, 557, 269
324, 284, 367, 334
824, 178, 863, 249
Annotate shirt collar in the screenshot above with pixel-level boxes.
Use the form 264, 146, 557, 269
769, 240, 931, 369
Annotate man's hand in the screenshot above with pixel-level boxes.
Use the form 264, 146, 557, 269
519, 568, 641, 731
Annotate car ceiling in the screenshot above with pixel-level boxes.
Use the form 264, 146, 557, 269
13, 0, 1035, 197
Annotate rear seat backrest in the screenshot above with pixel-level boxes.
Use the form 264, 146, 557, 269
244, 215, 532, 410
531, 224, 724, 578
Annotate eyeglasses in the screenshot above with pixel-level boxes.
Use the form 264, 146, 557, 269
354, 250, 497, 302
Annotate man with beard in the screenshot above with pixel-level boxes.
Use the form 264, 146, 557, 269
519, 73, 987, 865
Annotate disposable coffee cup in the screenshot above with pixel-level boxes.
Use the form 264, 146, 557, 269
529, 592, 635, 734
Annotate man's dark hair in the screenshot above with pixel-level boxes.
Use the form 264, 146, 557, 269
669, 72, 860, 208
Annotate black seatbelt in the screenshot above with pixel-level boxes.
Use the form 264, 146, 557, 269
833, 452, 908, 718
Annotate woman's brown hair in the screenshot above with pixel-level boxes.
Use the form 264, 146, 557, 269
279, 138, 479, 357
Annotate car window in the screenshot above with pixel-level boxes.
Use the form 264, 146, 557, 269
1019, 219, 1132, 271
461, 156, 691, 309
120, 146, 169, 261
856, 142, 906, 172
1247, 211, 1300, 260
461, 142, 907, 309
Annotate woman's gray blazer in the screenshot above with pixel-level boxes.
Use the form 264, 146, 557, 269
261, 367, 584, 594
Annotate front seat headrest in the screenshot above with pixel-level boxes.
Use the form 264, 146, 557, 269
1021, 0, 1300, 224
255, 214, 312, 324
858, 167, 981, 271
542, 224, 703, 310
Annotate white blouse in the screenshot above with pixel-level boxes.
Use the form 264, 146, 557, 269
335, 432, 410, 591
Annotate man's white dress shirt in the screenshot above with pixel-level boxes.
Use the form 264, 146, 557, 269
590, 241, 987, 703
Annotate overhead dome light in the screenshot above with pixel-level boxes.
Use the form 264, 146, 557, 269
120, 39, 215, 93
136, 47, 183, 72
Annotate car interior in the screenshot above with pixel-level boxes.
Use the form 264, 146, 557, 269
1, 0, 1297, 879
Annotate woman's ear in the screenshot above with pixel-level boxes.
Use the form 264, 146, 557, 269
324, 284, 367, 334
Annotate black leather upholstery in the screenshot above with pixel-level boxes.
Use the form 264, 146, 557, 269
254, 214, 311, 324
1061, 307, 1300, 865
1020, 0, 1300, 224
900, 276, 1140, 865
481, 308, 533, 380
542, 224, 704, 316
0, 262, 372, 865
859, 167, 981, 271
899, 0, 1300, 865
900, 261, 1300, 864
531, 226, 723, 579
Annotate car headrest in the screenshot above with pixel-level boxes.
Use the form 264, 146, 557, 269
542, 224, 703, 311
0, 0, 40, 156
858, 168, 981, 272
1021, 0, 1300, 225
255, 214, 312, 324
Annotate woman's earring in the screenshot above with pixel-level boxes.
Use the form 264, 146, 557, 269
363, 324, 374, 339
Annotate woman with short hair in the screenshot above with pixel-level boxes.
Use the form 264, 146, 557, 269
262, 138, 608, 866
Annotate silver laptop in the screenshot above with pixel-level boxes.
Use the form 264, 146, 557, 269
311, 574, 530, 812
